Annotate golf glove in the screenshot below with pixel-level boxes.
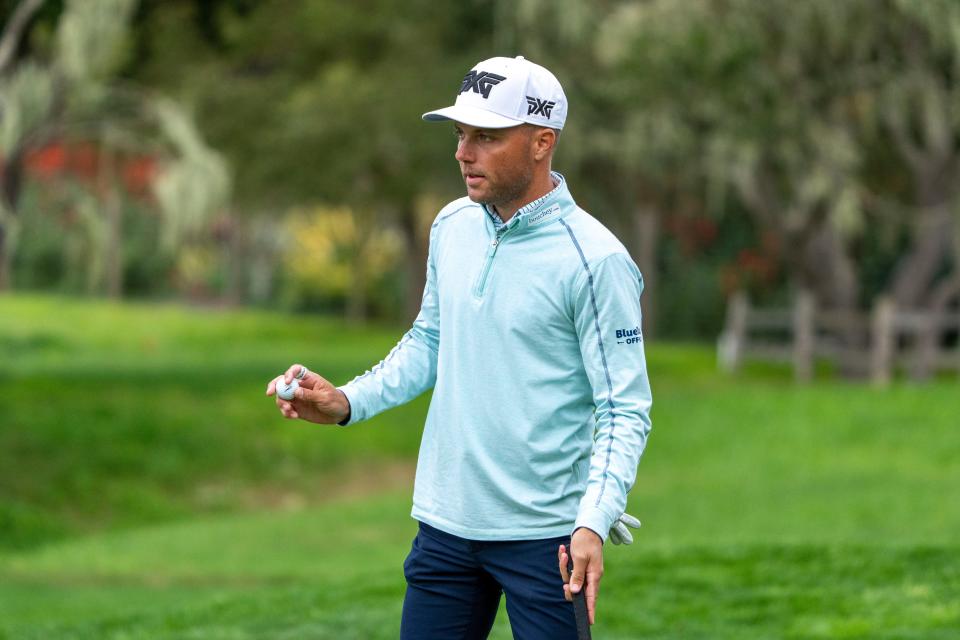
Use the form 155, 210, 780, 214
608, 512, 641, 545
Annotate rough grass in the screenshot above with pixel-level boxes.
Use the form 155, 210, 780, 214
1, 293, 958, 638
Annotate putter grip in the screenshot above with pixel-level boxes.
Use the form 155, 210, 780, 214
567, 557, 592, 640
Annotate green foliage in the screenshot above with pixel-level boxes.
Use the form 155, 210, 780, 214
13, 0, 960, 334
11, 182, 175, 296
278, 205, 405, 316
56, 0, 136, 86
150, 98, 231, 252
593, 0, 960, 314
129, 0, 481, 209
2, 0, 234, 300
0, 61, 54, 156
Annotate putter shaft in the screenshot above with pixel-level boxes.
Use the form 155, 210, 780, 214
567, 557, 592, 640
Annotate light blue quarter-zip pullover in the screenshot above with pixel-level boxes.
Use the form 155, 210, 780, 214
339, 173, 652, 541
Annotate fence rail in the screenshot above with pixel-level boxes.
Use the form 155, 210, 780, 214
717, 291, 960, 384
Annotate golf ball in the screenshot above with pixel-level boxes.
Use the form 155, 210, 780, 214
276, 378, 299, 401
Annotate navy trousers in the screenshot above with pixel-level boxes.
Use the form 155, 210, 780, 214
400, 521, 578, 639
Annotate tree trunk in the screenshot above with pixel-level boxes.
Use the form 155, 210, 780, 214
346, 257, 367, 322
99, 135, 123, 298
797, 220, 863, 377
222, 213, 242, 306
890, 203, 953, 309
0, 223, 10, 290
347, 210, 372, 322
0, 148, 25, 292
398, 202, 428, 323
928, 274, 960, 311
1, 147, 24, 213
798, 221, 859, 311
104, 187, 123, 298
632, 205, 659, 339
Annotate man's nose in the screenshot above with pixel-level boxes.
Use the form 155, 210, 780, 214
455, 139, 473, 163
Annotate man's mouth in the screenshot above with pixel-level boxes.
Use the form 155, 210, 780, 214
464, 173, 485, 187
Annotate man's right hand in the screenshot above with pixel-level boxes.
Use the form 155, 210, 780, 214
266, 364, 351, 424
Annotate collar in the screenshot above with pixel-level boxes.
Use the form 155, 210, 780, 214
483, 171, 574, 234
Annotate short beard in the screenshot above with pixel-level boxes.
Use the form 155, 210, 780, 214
474, 164, 534, 211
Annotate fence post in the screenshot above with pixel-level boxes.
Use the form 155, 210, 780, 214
871, 296, 895, 387
912, 314, 938, 382
793, 290, 815, 382
718, 291, 748, 373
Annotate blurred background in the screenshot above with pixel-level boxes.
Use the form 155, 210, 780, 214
1, 1, 958, 638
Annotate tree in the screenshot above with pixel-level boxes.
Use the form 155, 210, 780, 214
0, 0, 52, 288
126, 0, 490, 317
1, 0, 230, 296
601, 0, 960, 320
873, 0, 960, 309
493, 0, 671, 335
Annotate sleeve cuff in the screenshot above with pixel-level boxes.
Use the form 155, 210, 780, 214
336, 385, 359, 426
573, 507, 615, 543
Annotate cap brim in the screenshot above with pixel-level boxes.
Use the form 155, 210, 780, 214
422, 105, 525, 129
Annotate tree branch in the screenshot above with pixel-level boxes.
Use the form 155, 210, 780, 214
883, 101, 925, 173
732, 157, 779, 229
0, 0, 46, 76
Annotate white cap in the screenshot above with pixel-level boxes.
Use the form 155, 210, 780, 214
422, 56, 567, 130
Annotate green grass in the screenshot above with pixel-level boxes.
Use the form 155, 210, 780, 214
0, 293, 429, 549
1, 293, 958, 637
1, 497, 957, 638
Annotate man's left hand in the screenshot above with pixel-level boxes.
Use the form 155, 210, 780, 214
557, 527, 604, 625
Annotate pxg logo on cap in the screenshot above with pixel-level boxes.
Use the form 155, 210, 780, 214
422, 55, 567, 130
460, 71, 507, 99
526, 96, 556, 118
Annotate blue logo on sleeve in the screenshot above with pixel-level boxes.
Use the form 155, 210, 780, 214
615, 326, 643, 345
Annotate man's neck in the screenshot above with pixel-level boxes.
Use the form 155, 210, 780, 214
493, 171, 557, 222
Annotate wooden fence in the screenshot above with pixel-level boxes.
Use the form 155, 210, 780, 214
717, 291, 960, 384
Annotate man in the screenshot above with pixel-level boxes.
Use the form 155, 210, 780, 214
267, 55, 652, 639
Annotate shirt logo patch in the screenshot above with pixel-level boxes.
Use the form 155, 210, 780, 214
527, 203, 561, 226
615, 326, 643, 345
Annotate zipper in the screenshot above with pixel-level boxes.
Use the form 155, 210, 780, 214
474, 222, 516, 297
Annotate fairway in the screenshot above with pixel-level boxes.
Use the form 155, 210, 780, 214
1, 294, 958, 638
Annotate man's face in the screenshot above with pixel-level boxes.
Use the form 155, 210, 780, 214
454, 123, 536, 208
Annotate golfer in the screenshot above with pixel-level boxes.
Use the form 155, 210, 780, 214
267, 55, 652, 639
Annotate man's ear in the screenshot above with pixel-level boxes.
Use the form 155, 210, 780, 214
531, 127, 557, 162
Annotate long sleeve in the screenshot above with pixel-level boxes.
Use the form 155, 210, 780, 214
571, 252, 653, 540
337, 225, 441, 425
